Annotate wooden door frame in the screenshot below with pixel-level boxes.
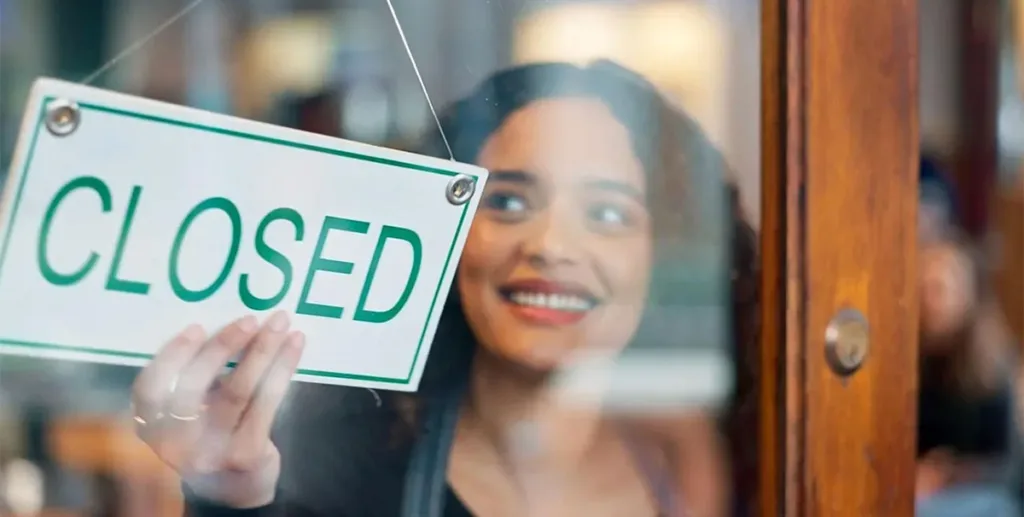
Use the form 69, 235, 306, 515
760, 1, 920, 516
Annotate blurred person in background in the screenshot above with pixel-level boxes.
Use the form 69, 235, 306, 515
915, 158, 1020, 517
127, 61, 758, 517
919, 157, 959, 245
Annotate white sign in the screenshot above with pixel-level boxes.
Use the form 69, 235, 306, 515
0, 79, 487, 392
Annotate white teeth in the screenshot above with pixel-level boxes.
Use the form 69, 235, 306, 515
508, 291, 593, 311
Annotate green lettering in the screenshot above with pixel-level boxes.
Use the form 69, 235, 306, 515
295, 216, 369, 319
239, 208, 305, 311
37, 176, 111, 286
353, 226, 422, 323
169, 197, 242, 303
104, 186, 150, 295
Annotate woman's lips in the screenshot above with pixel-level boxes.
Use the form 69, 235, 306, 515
498, 279, 599, 326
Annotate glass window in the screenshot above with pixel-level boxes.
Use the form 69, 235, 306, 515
0, 1, 761, 516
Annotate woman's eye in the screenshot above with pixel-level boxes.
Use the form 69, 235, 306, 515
587, 203, 632, 227
483, 192, 528, 213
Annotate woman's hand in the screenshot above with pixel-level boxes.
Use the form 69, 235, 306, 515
916, 449, 955, 501
131, 311, 305, 509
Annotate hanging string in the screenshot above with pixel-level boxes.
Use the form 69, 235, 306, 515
80, 0, 207, 85
78, 0, 455, 162
70, 0, 448, 404
383, 0, 455, 161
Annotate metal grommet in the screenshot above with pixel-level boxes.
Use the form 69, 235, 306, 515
44, 98, 81, 137
824, 308, 870, 376
445, 174, 476, 206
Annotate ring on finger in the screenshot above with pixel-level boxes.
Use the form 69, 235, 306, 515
130, 401, 164, 427
168, 403, 208, 422
168, 411, 201, 422
133, 412, 164, 426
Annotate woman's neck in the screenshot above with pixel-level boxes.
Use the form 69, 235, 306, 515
461, 349, 608, 474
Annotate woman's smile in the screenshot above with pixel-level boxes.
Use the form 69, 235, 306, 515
498, 277, 600, 326
457, 98, 652, 371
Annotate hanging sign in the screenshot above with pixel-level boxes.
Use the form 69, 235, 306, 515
0, 78, 486, 391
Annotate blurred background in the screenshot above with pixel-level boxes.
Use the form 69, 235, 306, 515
0, 0, 761, 217
0, 0, 1021, 516
0, 1, 760, 515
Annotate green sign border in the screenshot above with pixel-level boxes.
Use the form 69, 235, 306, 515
0, 96, 474, 386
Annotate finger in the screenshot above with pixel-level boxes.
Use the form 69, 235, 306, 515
166, 315, 260, 420
149, 416, 207, 472
234, 331, 304, 448
132, 324, 207, 427
206, 310, 292, 433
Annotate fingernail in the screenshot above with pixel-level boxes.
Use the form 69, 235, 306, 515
238, 315, 258, 333
182, 324, 205, 341
268, 311, 290, 332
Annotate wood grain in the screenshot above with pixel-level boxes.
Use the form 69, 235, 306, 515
802, 0, 919, 516
991, 177, 1024, 345
758, 0, 803, 516
762, 0, 920, 515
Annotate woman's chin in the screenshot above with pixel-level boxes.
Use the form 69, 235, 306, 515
482, 342, 578, 377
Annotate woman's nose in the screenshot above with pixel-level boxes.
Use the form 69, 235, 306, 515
521, 211, 583, 269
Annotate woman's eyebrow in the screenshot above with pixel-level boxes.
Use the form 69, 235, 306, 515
489, 170, 534, 184
586, 179, 644, 202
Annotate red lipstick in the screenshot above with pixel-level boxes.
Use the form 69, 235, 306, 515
499, 278, 598, 326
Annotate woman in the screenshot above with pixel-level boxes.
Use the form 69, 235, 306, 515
916, 234, 1020, 516
130, 61, 759, 517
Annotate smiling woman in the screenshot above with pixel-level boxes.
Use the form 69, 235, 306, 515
126, 60, 756, 517
457, 97, 654, 369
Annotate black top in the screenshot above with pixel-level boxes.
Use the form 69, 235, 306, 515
186, 484, 474, 517
442, 487, 475, 517
917, 374, 1012, 458
187, 485, 477, 517
182, 383, 677, 517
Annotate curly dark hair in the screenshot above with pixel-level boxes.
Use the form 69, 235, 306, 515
270, 60, 761, 515
404, 60, 761, 503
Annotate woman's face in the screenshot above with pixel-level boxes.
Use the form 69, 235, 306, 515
457, 97, 653, 371
919, 241, 976, 345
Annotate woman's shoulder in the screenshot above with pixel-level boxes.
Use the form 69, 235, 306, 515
271, 384, 416, 516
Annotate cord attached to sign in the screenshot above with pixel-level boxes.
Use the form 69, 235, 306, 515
79, 0, 453, 162
383, 0, 455, 162
80, 0, 207, 86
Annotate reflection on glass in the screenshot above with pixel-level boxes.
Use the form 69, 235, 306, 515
0, 2, 762, 516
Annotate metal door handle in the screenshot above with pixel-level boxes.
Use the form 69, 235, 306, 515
824, 308, 870, 375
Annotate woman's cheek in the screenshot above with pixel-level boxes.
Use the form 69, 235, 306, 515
593, 242, 652, 345
460, 220, 505, 272
612, 239, 652, 303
